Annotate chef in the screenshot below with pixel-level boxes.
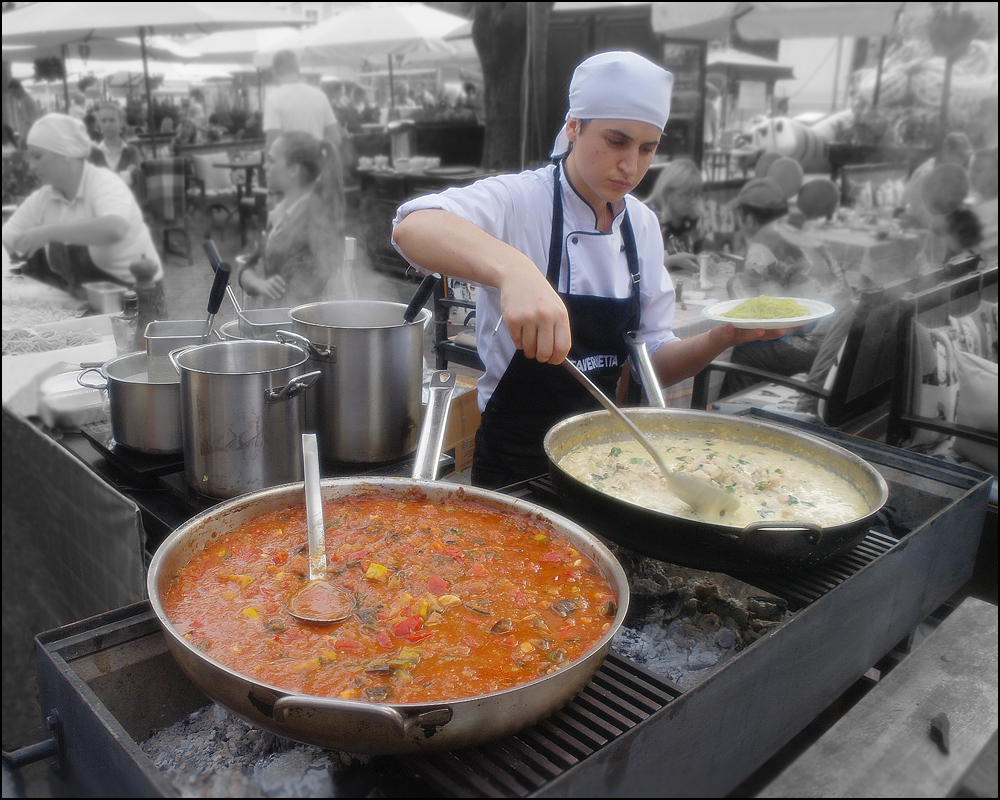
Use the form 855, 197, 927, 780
2, 113, 163, 296
392, 51, 789, 488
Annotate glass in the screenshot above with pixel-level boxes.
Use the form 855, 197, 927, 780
111, 291, 140, 354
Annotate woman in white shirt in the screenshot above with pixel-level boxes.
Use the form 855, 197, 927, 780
392, 51, 790, 488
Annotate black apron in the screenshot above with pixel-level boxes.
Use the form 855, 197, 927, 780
471, 161, 642, 489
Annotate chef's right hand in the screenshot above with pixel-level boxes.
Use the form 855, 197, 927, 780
497, 263, 570, 364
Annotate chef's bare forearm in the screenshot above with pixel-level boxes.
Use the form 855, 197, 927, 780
15, 215, 130, 250
393, 209, 536, 290
651, 324, 788, 387
393, 209, 570, 363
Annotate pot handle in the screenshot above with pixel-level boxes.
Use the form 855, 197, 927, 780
271, 694, 453, 740
265, 370, 322, 402
76, 366, 108, 390
276, 329, 336, 363
741, 520, 825, 547
624, 330, 666, 408
412, 370, 457, 481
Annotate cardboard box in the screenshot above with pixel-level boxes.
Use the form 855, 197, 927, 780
421, 375, 481, 475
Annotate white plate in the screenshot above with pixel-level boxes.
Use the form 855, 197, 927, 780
701, 297, 836, 329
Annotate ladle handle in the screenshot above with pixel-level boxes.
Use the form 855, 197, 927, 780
624, 330, 666, 409
403, 273, 439, 323
302, 433, 326, 581
203, 239, 242, 314
562, 359, 673, 478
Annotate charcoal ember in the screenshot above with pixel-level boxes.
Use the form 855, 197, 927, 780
609, 544, 790, 690
141, 703, 367, 797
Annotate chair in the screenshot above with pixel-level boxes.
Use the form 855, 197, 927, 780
138, 157, 194, 265
886, 266, 998, 453
692, 269, 948, 437
188, 153, 239, 230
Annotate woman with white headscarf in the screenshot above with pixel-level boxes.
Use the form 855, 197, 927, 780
2, 113, 163, 296
392, 52, 791, 488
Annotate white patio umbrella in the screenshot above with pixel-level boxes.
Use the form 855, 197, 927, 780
188, 27, 301, 66
3, 36, 197, 109
651, 2, 905, 41
254, 3, 469, 112
2, 2, 306, 146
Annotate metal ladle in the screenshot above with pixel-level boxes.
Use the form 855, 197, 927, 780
287, 433, 356, 625
562, 357, 741, 521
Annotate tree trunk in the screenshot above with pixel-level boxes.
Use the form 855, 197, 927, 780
469, 2, 553, 172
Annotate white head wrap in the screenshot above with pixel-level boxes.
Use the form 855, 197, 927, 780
550, 51, 673, 157
26, 113, 93, 158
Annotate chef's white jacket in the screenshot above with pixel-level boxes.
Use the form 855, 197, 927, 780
392, 163, 679, 411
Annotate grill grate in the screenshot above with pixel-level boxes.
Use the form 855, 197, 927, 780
743, 528, 901, 607
395, 654, 682, 798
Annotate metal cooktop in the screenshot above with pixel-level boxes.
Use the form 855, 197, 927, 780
30, 411, 992, 797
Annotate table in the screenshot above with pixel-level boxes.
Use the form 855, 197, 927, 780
806, 224, 929, 282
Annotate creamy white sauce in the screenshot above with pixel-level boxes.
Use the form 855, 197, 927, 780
558, 434, 869, 527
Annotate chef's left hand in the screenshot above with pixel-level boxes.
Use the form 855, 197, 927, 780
723, 323, 804, 344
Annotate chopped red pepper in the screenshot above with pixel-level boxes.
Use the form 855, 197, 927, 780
512, 589, 529, 609
334, 638, 364, 652
406, 630, 434, 643
393, 614, 422, 638
467, 563, 488, 578
426, 574, 449, 594
540, 552, 564, 563
375, 631, 393, 649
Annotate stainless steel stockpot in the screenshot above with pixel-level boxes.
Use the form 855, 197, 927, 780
78, 352, 182, 454
284, 301, 431, 463
170, 339, 320, 499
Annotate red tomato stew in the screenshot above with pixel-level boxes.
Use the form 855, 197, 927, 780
162, 494, 619, 704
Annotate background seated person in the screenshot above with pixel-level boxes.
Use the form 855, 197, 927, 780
1, 113, 164, 299
237, 131, 356, 308
903, 131, 972, 231
94, 102, 142, 188
645, 157, 706, 273
721, 177, 845, 398
969, 148, 997, 265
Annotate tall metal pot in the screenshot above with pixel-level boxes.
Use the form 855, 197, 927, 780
171, 339, 320, 499
283, 301, 431, 463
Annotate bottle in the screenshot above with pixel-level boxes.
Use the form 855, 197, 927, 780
112, 291, 140, 354
129, 254, 167, 349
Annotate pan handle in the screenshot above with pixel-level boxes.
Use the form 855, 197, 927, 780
272, 694, 453, 740
741, 520, 824, 547
76, 366, 108, 390
412, 370, 457, 481
276, 329, 336, 363
265, 370, 322, 402
624, 330, 666, 409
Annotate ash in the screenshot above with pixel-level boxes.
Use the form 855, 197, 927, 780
609, 546, 789, 690
141, 703, 368, 798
